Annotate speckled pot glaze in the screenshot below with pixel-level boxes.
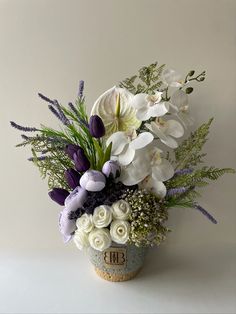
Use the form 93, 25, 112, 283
88, 243, 147, 282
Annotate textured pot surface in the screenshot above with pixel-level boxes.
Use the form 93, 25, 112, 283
88, 243, 147, 282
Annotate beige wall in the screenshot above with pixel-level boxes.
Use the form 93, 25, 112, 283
0, 0, 235, 250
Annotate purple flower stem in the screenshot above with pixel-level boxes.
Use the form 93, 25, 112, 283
10, 121, 39, 132
174, 168, 193, 176
38, 93, 54, 104
193, 203, 217, 224
78, 80, 84, 98
167, 187, 189, 197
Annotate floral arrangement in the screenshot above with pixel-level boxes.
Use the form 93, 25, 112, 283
11, 63, 235, 252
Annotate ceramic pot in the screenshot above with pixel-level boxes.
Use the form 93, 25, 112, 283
88, 243, 147, 282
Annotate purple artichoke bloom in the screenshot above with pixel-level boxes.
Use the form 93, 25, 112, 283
59, 209, 77, 243
80, 170, 106, 192
48, 188, 70, 206
65, 144, 82, 159
64, 186, 88, 212
73, 149, 90, 172
102, 160, 121, 179
65, 168, 81, 189
89, 115, 105, 138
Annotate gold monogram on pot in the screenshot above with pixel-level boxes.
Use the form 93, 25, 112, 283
103, 247, 127, 268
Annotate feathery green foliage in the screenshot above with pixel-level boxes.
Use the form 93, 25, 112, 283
119, 62, 165, 94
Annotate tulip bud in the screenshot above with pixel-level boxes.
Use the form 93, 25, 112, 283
89, 115, 105, 138
80, 170, 106, 192
65, 144, 81, 159
65, 168, 81, 189
48, 188, 70, 206
73, 149, 90, 172
102, 160, 120, 179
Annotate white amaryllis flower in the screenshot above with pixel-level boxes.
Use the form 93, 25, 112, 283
170, 90, 193, 127
106, 130, 154, 166
91, 86, 141, 136
145, 118, 184, 148
88, 228, 112, 251
76, 213, 94, 233
111, 200, 131, 220
110, 220, 130, 244
130, 91, 169, 121
161, 69, 185, 88
73, 229, 90, 250
93, 205, 112, 228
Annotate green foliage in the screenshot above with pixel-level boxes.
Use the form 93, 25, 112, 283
119, 62, 165, 94
174, 118, 213, 169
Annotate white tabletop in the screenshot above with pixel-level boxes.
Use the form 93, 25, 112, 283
1, 243, 235, 314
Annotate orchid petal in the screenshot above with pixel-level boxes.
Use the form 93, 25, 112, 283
140, 176, 167, 198
162, 69, 182, 87
106, 132, 128, 155
130, 132, 154, 150
148, 102, 169, 117
166, 120, 184, 138
130, 93, 148, 109
120, 162, 150, 185
118, 145, 135, 166
152, 159, 174, 182
136, 107, 151, 121
171, 90, 188, 108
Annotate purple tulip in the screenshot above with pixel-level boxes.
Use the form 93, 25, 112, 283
48, 188, 70, 206
102, 160, 121, 179
64, 186, 88, 212
80, 170, 106, 192
65, 144, 81, 159
89, 115, 105, 138
59, 208, 77, 243
65, 168, 81, 189
73, 149, 90, 172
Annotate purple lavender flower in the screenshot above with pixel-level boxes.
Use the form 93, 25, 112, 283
174, 168, 193, 176
167, 187, 189, 197
48, 105, 62, 121
28, 155, 48, 161
78, 80, 84, 98
38, 93, 54, 104
48, 188, 70, 205
10, 121, 38, 132
64, 186, 88, 212
65, 144, 82, 159
80, 170, 106, 192
89, 115, 105, 138
65, 168, 81, 189
53, 100, 70, 125
102, 160, 120, 179
193, 203, 217, 224
59, 209, 77, 243
73, 149, 90, 172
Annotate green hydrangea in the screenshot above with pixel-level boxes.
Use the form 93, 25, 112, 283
122, 189, 170, 247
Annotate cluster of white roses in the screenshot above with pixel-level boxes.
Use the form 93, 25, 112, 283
73, 200, 131, 251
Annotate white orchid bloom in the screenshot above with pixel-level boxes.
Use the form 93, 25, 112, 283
140, 147, 174, 198
91, 86, 141, 136
130, 91, 169, 121
145, 118, 184, 148
107, 130, 154, 166
170, 90, 193, 128
161, 69, 185, 88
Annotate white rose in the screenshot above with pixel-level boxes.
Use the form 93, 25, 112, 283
110, 220, 130, 244
76, 213, 94, 233
93, 205, 112, 228
73, 229, 89, 250
88, 228, 112, 251
111, 200, 131, 220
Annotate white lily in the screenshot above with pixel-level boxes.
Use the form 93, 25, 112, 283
91, 86, 141, 136
170, 90, 193, 128
107, 130, 154, 166
161, 69, 185, 88
130, 91, 169, 121
145, 118, 184, 148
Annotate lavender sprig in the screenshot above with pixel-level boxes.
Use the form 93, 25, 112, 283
68, 102, 89, 127
48, 105, 62, 121
78, 80, 84, 98
167, 187, 190, 197
10, 121, 39, 132
38, 93, 54, 104
53, 100, 70, 125
174, 168, 193, 176
28, 155, 48, 161
193, 203, 217, 224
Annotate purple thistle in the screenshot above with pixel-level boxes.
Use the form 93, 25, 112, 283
167, 187, 189, 197
10, 121, 38, 132
53, 100, 70, 126
38, 93, 54, 104
174, 168, 193, 176
78, 80, 84, 98
193, 203, 217, 224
